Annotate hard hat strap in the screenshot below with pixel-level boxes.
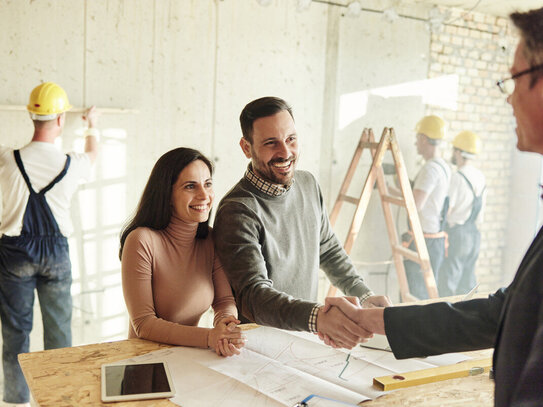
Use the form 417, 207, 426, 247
460, 151, 476, 159
29, 113, 58, 121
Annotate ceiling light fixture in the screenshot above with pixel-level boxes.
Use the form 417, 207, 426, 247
297, 0, 312, 12
426, 5, 445, 33
346, 1, 362, 17
383, 7, 399, 23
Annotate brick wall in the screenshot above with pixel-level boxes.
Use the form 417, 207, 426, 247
426, 7, 517, 292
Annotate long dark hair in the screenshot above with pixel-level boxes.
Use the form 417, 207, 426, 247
119, 147, 214, 259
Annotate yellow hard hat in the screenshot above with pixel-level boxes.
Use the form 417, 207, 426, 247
27, 82, 72, 120
415, 115, 446, 140
452, 130, 481, 155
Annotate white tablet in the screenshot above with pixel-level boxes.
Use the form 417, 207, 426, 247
101, 361, 176, 402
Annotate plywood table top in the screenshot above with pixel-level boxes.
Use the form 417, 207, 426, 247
19, 338, 173, 406
19, 338, 493, 407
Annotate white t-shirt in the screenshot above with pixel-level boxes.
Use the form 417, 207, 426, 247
447, 164, 486, 227
413, 157, 451, 233
0, 141, 91, 237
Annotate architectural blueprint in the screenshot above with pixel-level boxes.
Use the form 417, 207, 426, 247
126, 326, 470, 407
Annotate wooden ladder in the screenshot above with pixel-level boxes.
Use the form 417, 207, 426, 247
327, 127, 438, 302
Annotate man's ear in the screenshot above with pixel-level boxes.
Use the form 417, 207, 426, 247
240, 137, 252, 159
57, 112, 65, 128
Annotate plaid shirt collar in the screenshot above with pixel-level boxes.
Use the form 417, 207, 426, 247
244, 164, 293, 197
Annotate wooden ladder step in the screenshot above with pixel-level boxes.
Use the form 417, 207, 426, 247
360, 141, 381, 149
382, 195, 406, 206
337, 194, 359, 205
393, 245, 421, 264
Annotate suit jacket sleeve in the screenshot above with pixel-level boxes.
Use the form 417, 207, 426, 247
384, 288, 506, 359
509, 297, 543, 406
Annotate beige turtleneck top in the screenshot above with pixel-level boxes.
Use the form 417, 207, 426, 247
121, 215, 237, 348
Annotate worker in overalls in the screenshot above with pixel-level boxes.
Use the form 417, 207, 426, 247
438, 131, 486, 296
403, 115, 451, 300
0, 82, 98, 406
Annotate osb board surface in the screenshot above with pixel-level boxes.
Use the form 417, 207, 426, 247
19, 339, 172, 407
19, 339, 493, 407
363, 350, 494, 406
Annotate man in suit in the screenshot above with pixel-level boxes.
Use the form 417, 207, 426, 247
323, 6, 543, 407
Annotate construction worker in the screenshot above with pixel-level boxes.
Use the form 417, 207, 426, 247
438, 131, 485, 296
0, 82, 99, 406
403, 115, 451, 299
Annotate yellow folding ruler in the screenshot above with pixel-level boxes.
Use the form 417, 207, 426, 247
373, 357, 492, 391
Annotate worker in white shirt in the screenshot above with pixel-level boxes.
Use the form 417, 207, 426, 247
403, 115, 451, 299
438, 131, 486, 296
0, 82, 99, 406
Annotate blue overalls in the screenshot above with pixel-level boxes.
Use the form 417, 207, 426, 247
0, 150, 73, 404
404, 160, 450, 300
438, 172, 485, 297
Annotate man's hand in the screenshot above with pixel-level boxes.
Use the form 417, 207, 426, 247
82, 105, 100, 163
362, 295, 392, 308
82, 105, 99, 128
316, 305, 372, 349
324, 297, 386, 335
321, 296, 360, 312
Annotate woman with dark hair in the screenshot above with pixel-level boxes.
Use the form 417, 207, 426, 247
119, 147, 244, 357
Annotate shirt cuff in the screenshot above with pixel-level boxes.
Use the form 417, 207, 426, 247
360, 291, 375, 306
84, 127, 100, 139
308, 304, 321, 333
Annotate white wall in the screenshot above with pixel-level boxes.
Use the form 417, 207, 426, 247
0, 0, 340, 347
330, 8, 429, 271
0, 0, 532, 349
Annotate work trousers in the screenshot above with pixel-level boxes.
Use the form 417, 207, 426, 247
0, 240, 72, 404
404, 236, 445, 300
438, 223, 480, 297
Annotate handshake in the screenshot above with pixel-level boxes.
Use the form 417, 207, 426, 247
315, 295, 391, 349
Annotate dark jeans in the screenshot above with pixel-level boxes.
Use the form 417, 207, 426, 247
438, 223, 480, 296
404, 236, 445, 300
0, 245, 72, 404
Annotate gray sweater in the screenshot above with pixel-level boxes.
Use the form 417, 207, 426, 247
213, 170, 372, 331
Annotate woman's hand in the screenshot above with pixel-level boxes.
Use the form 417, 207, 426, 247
208, 316, 246, 357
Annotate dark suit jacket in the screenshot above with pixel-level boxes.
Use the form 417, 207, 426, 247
384, 226, 543, 407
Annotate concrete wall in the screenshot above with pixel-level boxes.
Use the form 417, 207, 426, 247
423, 7, 518, 291
327, 5, 430, 295
0, 0, 530, 351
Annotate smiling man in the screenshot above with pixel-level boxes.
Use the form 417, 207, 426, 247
213, 96, 390, 349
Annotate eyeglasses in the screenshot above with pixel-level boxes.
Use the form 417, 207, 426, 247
496, 64, 543, 95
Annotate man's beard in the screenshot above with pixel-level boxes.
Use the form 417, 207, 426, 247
253, 156, 296, 185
